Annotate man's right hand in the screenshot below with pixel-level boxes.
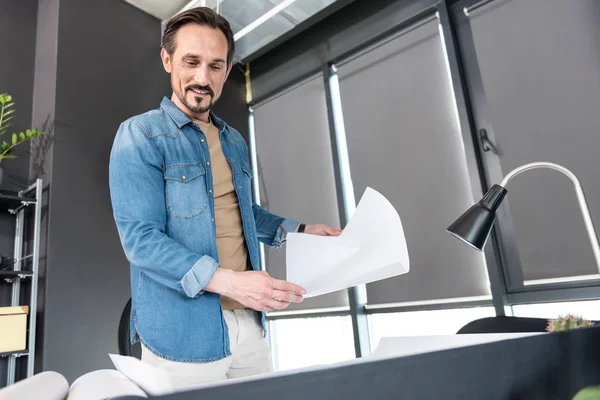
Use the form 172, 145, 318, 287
204, 268, 305, 312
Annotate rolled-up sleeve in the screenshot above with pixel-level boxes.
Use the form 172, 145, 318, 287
109, 120, 219, 298
252, 204, 299, 248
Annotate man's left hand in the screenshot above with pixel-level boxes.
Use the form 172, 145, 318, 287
300, 224, 342, 236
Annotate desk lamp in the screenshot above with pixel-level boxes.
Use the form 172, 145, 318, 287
447, 162, 600, 273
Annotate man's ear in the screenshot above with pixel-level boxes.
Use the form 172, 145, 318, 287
161, 48, 172, 73
224, 63, 233, 81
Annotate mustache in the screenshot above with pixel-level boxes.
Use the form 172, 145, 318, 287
186, 85, 214, 97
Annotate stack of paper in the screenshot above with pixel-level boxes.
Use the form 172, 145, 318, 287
286, 187, 410, 297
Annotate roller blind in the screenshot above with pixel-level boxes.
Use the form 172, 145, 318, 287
468, 0, 600, 283
252, 74, 349, 311
336, 17, 491, 306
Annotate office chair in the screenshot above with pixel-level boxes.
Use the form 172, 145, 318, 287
456, 316, 552, 334
118, 298, 142, 359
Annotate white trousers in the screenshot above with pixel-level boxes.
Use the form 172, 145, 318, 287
141, 309, 273, 390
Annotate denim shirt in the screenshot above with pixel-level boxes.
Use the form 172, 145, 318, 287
109, 97, 298, 363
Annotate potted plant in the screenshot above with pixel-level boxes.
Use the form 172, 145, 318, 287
573, 386, 600, 400
546, 314, 595, 332
545, 315, 599, 399
0, 93, 45, 186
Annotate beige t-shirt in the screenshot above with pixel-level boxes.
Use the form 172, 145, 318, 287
195, 118, 247, 310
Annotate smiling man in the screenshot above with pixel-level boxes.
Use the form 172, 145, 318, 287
108, 7, 341, 390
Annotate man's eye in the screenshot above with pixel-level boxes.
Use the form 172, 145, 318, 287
211, 65, 222, 71
186, 61, 197, 66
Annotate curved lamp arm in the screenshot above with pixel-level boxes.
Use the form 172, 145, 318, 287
500, 162, 600, 274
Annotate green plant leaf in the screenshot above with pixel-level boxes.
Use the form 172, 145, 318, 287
0, 154, 17, 160
3, 108, 15, 117
0, 122, 12, 135
1, 141, 9, 152
19, 132, 26, 141
572, 385, 600, 400
26, 130, 32, 138
11, 133, 17, 145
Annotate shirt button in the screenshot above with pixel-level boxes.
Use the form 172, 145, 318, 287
244, 212, 248, 216
212, 218, 215, 222
209, 189, 213, 193
201, 138, 205, 143
182, 176, 186, 180
206, 162, 210, 166
237, 186, 242, 189
231, 159, 235, 163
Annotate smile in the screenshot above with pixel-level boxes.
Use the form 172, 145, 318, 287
190, 88, 211, 96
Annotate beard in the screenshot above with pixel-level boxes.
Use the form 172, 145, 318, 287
175, 83, 215, 114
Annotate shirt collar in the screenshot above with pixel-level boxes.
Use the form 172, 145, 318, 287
160, 96, 227, 132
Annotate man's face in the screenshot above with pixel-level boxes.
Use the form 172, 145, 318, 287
161, 24, 232, 118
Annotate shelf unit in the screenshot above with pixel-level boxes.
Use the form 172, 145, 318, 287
0, 179, 42, 386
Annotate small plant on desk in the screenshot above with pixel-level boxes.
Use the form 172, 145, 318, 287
546, 314, 594, 332
553, 316, 600, 400
573, 386, 600, 400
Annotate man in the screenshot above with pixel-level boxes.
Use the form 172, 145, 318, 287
109, 7, 341, 390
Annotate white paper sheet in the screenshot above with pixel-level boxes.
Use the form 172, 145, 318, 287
286, 187, 410, 297
368, 333, 545, 360
67, 369, 147, 400
109, 353, 173, 396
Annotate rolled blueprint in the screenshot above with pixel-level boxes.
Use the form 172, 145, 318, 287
0, 371, 69, 400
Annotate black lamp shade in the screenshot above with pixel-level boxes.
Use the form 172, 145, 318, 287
447, 184, 508, 251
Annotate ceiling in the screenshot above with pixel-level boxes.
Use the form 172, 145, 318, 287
124, 0, 341, 62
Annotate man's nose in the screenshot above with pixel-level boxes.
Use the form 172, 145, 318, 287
194, 66, 210, 87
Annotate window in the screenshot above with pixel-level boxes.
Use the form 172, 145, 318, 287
336, 16, 490, 306
368, 307, 495, 350
464, 0, 600, 285
269, 316, 355, 371
252, 74, 349, 312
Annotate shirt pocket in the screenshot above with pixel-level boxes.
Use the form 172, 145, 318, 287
164, 163, 209, 219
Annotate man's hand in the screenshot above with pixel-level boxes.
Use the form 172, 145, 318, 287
205, 269, 305, 312
300, 224, 342, 236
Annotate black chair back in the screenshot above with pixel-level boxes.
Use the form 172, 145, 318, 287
456, 316, 550, 334
118, 298, 142, 359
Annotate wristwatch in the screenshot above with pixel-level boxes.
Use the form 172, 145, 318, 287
280, 223, 306, 243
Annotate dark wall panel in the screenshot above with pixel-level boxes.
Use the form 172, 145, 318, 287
213, 65, 250, 143
0, 0, 38, 192
0, 0, 38, 387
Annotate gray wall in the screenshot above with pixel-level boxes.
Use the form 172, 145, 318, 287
213, 65, 250, 143
0, 0, 39, 387
0, 0, 38, 192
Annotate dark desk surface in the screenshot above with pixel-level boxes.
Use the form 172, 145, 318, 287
124, 327, 600, 400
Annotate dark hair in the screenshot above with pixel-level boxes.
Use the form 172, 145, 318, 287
162, 7, 235, 65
